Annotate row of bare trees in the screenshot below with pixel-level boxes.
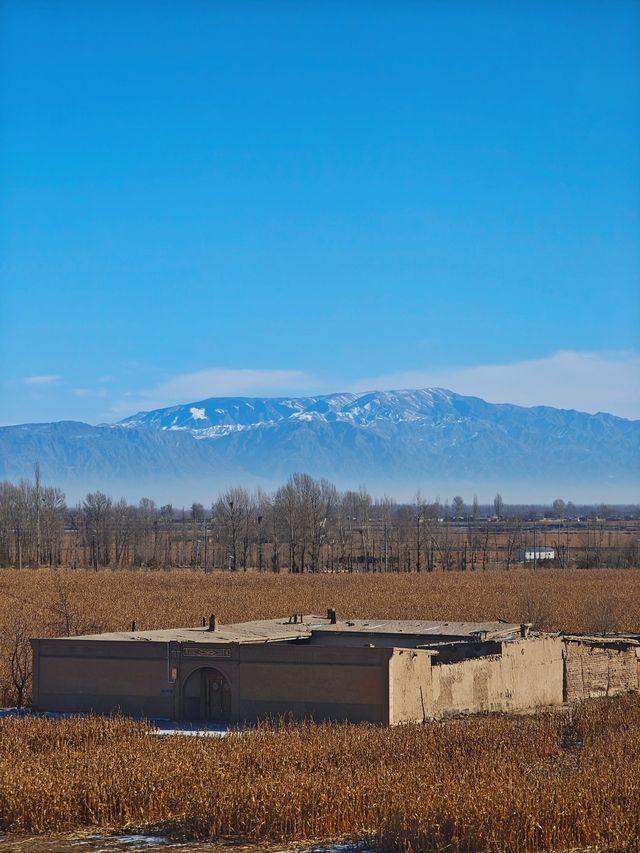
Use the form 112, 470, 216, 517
0, 467, 66, 569
0, 472, 638, 572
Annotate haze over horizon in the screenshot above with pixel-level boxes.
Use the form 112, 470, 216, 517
2, 387, 638, 506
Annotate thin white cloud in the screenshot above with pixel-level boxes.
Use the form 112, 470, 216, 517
113, 368, 316, 415
349, 350, 640, 420
24, 374, 62, 385
107, 350, 639, 422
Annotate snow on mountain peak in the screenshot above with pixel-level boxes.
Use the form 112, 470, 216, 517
117, 388, 468, 436
4, 388, 637, 498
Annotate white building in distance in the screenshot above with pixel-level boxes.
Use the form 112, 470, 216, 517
517, 546, 555, 563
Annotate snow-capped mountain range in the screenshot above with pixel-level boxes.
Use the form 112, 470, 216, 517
119, 389, 463, 435
1, 389, 638, 502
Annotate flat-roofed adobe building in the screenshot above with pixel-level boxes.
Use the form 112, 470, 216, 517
31, 614, 571, 724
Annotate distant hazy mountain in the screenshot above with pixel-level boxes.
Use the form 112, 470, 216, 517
1, 389, 638, 503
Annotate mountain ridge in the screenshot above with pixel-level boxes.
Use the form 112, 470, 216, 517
1, 388, 638, 503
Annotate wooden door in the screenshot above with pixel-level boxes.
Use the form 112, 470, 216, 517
202, 669, 230, 721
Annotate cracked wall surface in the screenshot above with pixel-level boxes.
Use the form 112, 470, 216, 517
563, 641, 637, 702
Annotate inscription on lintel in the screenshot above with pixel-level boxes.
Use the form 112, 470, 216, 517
183, 647, 232, 658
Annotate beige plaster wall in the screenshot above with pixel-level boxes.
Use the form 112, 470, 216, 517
501, 636, 564, 708
431, 637, 563, 717
388, 648, 433, 724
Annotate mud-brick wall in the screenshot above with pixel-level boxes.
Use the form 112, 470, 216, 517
430, 637, 563, 718
563, 641, 638, 703
388, 648, 434, 724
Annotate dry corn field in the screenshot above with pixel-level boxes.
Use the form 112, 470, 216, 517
1, 568, 640, 850
1, 567, 640, 706
0, 696, 638, 851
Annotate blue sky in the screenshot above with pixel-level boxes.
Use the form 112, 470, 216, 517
1, 1, 639, 424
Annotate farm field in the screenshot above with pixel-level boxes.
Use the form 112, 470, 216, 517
0, 697, 639, 852
1, 567, 639, 851
0, 569, 640, 853
1, 567, 640, 707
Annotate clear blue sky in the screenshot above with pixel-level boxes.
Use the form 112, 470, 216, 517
1, 1, 639, 424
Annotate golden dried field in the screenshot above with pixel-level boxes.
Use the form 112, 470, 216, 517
0, 696, 639, 851
1, 567, 640, 705
1, 568, 640, 850
3, 566, 640, 632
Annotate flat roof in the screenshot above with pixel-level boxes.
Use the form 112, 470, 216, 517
43, 616, 524, 644
563, 634, 640, 646
57, 617, 319, 644
312, 619, 523, 640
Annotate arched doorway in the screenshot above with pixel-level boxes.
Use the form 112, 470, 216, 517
182, 667, 231, 722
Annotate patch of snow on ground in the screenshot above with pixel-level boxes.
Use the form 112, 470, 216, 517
189, 407, 207, 420
151, 720, 231, 737
0, 709, 233, 738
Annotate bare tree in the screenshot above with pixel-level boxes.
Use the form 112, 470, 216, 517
160, 504, 175, 567
113, 498, 134, 567
34, 462, 41, 566
520, 582, 550, 631
356, 486, 372, 573
493, 492, 504, 519
1, 614, 32, 707
274, 478, 299, 572
552, 498, 566, 518
472, 494, 479, 521
50, 575, 77, 637
380, 496, 395, 572
504, 516, 523, 570
82, 491, 113, 569
414, 492, 426, 573
40, 486, 65, 566
452, 496, 465, 518
309, 479, 336, 573
214, 487, 250, 571
586, 594, 620, 634
136, 498, 158, 567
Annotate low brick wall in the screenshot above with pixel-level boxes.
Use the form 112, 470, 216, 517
563, 639, 638, 703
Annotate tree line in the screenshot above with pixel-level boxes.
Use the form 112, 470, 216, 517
0, 470, 638, 572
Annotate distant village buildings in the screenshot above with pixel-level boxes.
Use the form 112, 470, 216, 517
516, 546, 556, 563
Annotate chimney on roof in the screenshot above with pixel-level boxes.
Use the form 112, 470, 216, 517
327, 607, 337, 624
208, 614, 217, 632
520, 623, 530, 638
131, 621, 136, 632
